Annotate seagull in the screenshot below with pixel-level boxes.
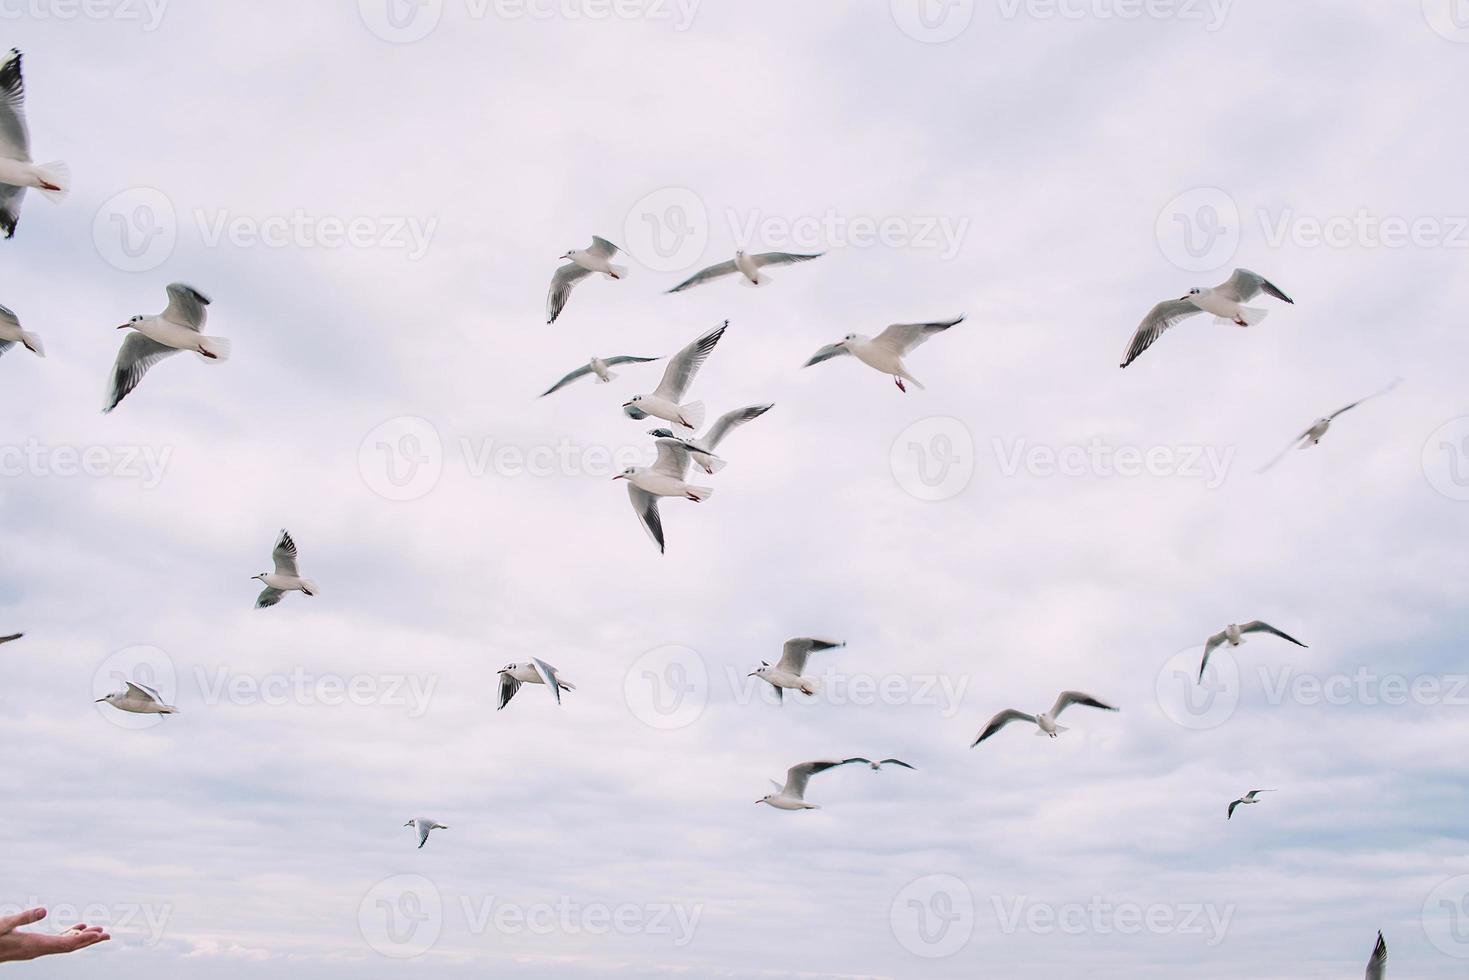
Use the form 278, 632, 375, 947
0, 632, 21, 645
613, 437, 713, 554
251, 529, 318, 608
623, 320, 727, 434
1199, 621, 1306, 682
1256, 378, 1402, 473
647, 403, 774, 474
0, 304, 43, 359
748, 638, 845, 702
546, 236, 626, 324
846, 758, 916, 772
1364, 931, 1386, 980
403, 817, 448, 849
103, 283, 230, 414
1119, 268, 1293, 368
971, 691, 1118, 746
1227, 789, 1274, 820
539, 355, 660, 397
666, 250, 822, 292
804, 315, 964, 392
0, 49, 69, 240
756, 759, 862, 810
497, 658, 575, 709
96, 680, 177, 715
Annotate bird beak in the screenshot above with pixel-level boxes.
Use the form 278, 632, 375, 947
116, 323, 130, 330
746, 671, 756, 677
754, 799, 763, 804
612, 474, 625, 480
94, 698, 106, 702
621, 400, 633, 407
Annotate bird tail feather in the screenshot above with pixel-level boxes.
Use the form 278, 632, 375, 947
20, 330, 43, 357
1217, 306, 1269, 327
605, 264, 628, 280
300, 579, 319, 596
196, 336, 231, 362
35, 161, 69, 201
676, 401, 705, 434
685, 485, 713, 502
598, 370, 617, 383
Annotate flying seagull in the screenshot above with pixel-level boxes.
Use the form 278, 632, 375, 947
497, 658, 575, 709
403, 817, 448, 849
756, 759, 862, 810
103, 283, 230, 414
748, 638, 845, 702
0, 632, 21, 645
613, 437, 714, 554
1119, 268, 1293, 368
804, 315, 963, 392
623, 320, 727, 434
251, 529, 318, 608
539, 355, 660, 397
1227, 789, 1275, 820
971, 691, 1118, 746
546, 235, 625, 324
846, 758, 916, 772
666, 250, 822, 292
0, 49, 69, 239
1256, 378, 1402, 473
0, 304, 43, 359
96, 680, 177, 715
1199, 621, 1306, 682
648, 403, 774, 474
1364, 931, 1386, 980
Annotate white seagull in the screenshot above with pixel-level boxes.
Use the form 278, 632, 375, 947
846, 757, 916, 772
622, 320, 727, 434
539, 354, 660, 397
0, 49, 69, 240
497, 658, 575, 709
756, 758, 862, 811
1364, 931, 1387, 980
1256, 378, 1402, 473
403, 817, 448, 849
96, 680, 177, 715
251, 529, 319, 608
0, 632, 21, 645
804, 315, 964, 392
971, 691, 1118, 746
1227, 788, 1274, 820
1119, 268, 1294, 368
0, 304, 43, 359
748, 637, 845, 702
666, 250, 822, 292
547, 236, 626, 324
647, 403, 774, 474
103, 283, 230, 414
613, 437, 713, 554
1199, 621, 1306, 682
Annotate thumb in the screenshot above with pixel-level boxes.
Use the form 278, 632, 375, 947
0, 907, 46, 933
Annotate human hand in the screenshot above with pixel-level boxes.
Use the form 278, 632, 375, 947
0, 908, 109, 962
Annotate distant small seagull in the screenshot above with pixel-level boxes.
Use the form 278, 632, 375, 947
1227, 788, 1275, 820
539, 354, 660, 397
547, 236, 626, 324
0, 632, 21, 645
497, 658, 575, 709
846, 758, 916, 772
0, 304, 43, 359
0, 49, 70, 239
748, 637, 845, 702
666, 250, 822, 293
252, 529, 319, 608
971, 690, 1118, 746
613, 437, 713, 554
804, 315, 964, 392
1364, 931, 1386, 980
756, 758, 862, 810
403, 817, 448, 849
103, 283, 230, 414
96, 680, 177, 715
623, 320, 727, 434
1199, 621, 1306, 682
1256, 378, 1402, 473
648, 403, 774, 474
1119, 268, 1293, 368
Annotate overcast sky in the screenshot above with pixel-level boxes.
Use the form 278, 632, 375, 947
3, 1, 1469, 977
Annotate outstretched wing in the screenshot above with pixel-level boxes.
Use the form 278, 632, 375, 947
530, 658, 565, 705
1219, 268, 1293, 304
588, 236, 620, 257
627, 485, 665, 553
776, 637, 843, 674
1199, 630, 1229, 681
750, 251, 823, 269
653, 320, 727, 401
878, 759, 915, 770
1364, 931, 1386, 980
783, 758, 855, 798
0, 48, 31, 162
873, 316, 964, 355
1326, 377, 1401, 421
1119, 298, 1203, 369
125, 680, 161, 702
546, 262, 593, 324
103, 333, 181, 414
1239, 621, 1306, 647
271, 529, 301, 577
539, 363, 594, 397
703, 403, 773, 450
665, 260, 739, 293
255, 586, 284, 609
803, 343, 851, 368
971, 709, 1036, 746
163, 283, 210, 330
1227, 799, 1242, 820
0, 633, 21, 644
497, 671, 521, 710
603, 355, 660, 367
651, 437, 693, 479
1049, 690, 1118, 718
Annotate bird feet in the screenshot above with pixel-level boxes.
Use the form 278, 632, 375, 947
894, 377, 907, 393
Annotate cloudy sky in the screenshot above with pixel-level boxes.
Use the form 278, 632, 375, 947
3, 1, 1469, 976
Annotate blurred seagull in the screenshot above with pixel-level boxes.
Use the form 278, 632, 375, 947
613, 437, 713, 554
648, 403, 774, 474
1364, 932, 1387, 980
1119, 268, 1293, 368
96, 680, 177, 715
623, 320, 727, 434
748, 638, 845, 702
403, 817, 448, 849
1227, 789, 1274, 820
103, 283, 230, 414
497, 658, 575, 709
1199, 621, 1306, 681
1256, 378, 1402, 473
971, 691, 1118, 746
252, 529, 318, 609
0, 304, 43, 359
756, 759, 862, 810
0, 49, 70, 239
540, 355, 660, 397
546, 235, 625, 324
666, 250, 822, 292
804, 315, 963, 392
846, 758, 916, 772
0, 632, 21, 645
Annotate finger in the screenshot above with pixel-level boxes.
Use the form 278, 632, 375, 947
0, 907, 47, 932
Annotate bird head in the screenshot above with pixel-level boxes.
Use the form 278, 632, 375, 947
747, 661, 772, 678
1182, 287, 1203, 300
623, 394, 644, 408
497, 663, 517, 674
755, 794, 773, 805
117, 314, 144, 330
559, 250, 575, 261
612, 467, 636, 481
403, 820, 415, 827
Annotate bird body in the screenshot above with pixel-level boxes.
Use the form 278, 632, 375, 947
749, 638, 845, 702
804, 316, 963, 392
96, 681, 176, 715
539, 354, 659, 397
1227, 789, 1274, 820
252, 529, 318, 608
971, 691, 1118, 746
666, 250, 822, 292
0, 304, 43, 358
404, 817, 448, 848
497, 658, 575, 709
104, 283, 230, 413
647, 403, 774, 474
623, 320, 727, 435
1256, 378, 1401, 471
1199, 621, 1307, 681
614, 437, 714, 553
757, 758, 861, 810
0, 49, 70, 238
546, 236, 624, 323
1119, 268, 1293, 368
